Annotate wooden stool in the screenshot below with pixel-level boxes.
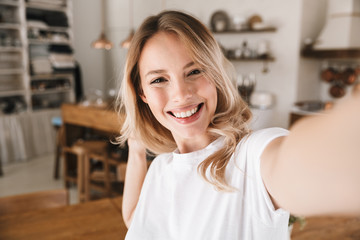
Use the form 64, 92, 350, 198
62, 140, 108, 203
83, 149, 128, 202
52, 116, 63, 179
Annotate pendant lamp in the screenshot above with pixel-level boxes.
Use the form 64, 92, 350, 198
92, 0, 113, 50
121, 0, 134, 48
121, 29, 134, 48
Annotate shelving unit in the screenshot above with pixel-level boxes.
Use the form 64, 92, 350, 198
0, 0, 75, 115
213, 28, 277, 64
30, 73, 73, 110
0, 0, 28, 114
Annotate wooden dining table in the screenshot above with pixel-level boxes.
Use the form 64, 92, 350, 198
1, 194, 359, 240
0, 197, 128, 240
291, 215, 360, 240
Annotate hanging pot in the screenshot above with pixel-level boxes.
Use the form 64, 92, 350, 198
341, 68, 357, 85
329, 83, 346, 98
320, 67, 337, 83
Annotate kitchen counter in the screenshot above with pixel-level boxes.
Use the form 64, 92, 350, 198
289, 101, 330, 127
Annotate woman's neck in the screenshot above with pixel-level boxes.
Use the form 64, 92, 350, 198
175, 134, 215, 154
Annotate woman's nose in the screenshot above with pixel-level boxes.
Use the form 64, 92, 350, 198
171, 78, 193, 102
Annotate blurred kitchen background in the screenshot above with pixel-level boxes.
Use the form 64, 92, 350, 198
1, 0, 359, 202
73, 0, 360, 128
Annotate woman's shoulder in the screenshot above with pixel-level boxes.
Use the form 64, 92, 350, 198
152, 152, 173, 162
250, 127, 289, 139
243, 127, 289, 146
235, 127, 289, 160
147, 152, 173, 172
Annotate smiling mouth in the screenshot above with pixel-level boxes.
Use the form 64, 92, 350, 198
168, 103, 203, 119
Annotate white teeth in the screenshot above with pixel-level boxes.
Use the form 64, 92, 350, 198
172, 106, 199, 118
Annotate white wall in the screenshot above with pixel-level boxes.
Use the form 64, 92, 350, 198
103, 0, 165, 96
72, 0, 107, 98
296, 0, 327, 102
72, 0, 327, 129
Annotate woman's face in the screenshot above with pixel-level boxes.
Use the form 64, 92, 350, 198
138, 32, 217, 150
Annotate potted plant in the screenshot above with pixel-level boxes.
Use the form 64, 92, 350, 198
288, 215, 306, 239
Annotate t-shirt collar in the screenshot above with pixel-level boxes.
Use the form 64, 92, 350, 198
172, 137, 225, 165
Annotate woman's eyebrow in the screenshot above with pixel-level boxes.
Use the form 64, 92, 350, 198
183, 61, 195, 70
145, 69, 166, 77
145, 62, 195, 77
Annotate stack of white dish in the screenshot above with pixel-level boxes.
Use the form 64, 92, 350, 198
250, 91, 274, 109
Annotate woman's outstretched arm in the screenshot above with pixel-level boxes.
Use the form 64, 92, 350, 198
122, 137, 148, 228
262, 94, 360, 216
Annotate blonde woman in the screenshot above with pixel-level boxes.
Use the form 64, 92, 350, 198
117, 10, 360, 240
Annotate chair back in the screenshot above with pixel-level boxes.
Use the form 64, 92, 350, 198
0, 189, 69, 215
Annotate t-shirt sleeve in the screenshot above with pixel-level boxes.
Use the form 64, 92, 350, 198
237, 127, 290, 226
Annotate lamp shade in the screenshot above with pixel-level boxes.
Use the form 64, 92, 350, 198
91, 32, 113, 50
121, 29, 135, 49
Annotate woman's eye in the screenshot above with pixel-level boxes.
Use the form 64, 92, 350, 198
150, 77, 166, 84
188, 69, 201, 76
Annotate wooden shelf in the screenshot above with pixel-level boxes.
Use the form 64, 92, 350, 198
302, 48, 360, 59
213, 27, 277, 34
213, 27, 277, 70
228, 57, 275, 62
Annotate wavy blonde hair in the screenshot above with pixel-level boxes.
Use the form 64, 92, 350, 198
116, 10, 252, 191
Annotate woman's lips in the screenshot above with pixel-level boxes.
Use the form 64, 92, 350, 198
167, 103, 203, 122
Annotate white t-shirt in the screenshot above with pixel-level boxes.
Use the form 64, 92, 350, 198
125, 127, 290, 240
